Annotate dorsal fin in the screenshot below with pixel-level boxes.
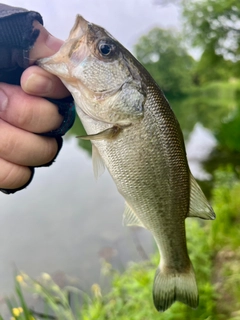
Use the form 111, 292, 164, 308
122, 203, 145, 228
92, 144, 105, 179
188, 174, 215, 220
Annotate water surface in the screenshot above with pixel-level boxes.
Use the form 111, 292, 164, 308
0, 138, 152, 298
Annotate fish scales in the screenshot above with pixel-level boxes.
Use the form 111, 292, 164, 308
38, 15, 215, 312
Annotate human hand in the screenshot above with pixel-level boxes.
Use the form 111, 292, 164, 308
0, 22, 71, 191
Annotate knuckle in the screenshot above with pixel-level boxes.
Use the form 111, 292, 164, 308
15, 97, 34, 128
0, 129, 15, 159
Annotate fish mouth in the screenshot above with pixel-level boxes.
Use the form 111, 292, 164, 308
38, 15, 90, 79
67, 15, 89, 41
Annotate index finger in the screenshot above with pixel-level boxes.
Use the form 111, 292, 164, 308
29, 21, 63, 63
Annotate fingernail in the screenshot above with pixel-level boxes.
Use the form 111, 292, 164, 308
25, 73, 53, 95
0, 89, 8, 112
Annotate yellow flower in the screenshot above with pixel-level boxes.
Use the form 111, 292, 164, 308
15, 275, 23, 283
41, 272, 51, 281
12, 306, 24, 317
91, 283, 102, 299
10, 317, 16, 320
12, 308, 20, 317
18, 307, 23, 313
101, 261, 112, 275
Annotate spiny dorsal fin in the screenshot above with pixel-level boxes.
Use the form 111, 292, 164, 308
188, 174, 215, 220
92, 144, 105, 179
122, 203, 145, 228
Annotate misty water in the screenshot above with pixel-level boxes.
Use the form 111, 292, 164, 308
0, 138, 154, 298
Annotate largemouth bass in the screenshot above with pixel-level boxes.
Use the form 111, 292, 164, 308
39, 15, 215, 312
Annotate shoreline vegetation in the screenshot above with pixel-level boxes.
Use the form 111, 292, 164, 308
2, 167, 240, 319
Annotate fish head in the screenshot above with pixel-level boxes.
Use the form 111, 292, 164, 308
39, 15, 146, 125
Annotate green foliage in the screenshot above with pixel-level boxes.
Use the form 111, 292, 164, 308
216, 107, 240, 153
192, 49, 234, 84
182, 0, 240, 60
80, 219, 216, 320
170, 80, 240, 139
211, 167, 240, 250
182, 0, 240, 83
4, 273, 88, 320
210, 167, 240, 318
134, 28, 195, 98
3, 231, 215, 320
199, 80, 240, 174
4, 274, 35, 320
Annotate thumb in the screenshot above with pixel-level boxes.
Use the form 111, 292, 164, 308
29, 21, 64, 64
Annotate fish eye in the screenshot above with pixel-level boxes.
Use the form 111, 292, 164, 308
99, 44, 111, 55
98, 41, 115, 57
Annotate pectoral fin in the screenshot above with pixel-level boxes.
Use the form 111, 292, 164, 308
122, 203, 145, 228
76, 126, 122, 141
188, 174, 215, 220
92, 144, 105, 179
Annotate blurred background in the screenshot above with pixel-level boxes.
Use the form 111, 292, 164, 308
1, 0, 240, 319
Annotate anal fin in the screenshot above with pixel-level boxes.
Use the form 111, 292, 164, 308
122, 203, 145, 228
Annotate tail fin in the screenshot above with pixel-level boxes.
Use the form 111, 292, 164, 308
153, 264, 198, 312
